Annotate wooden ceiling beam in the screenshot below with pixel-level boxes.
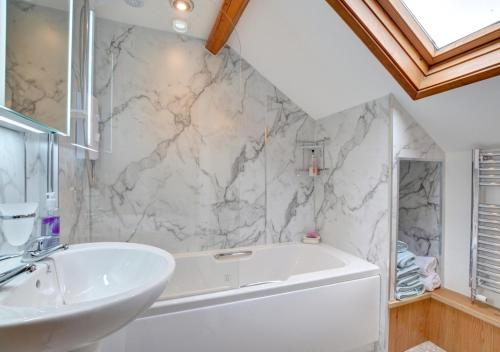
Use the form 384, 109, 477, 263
205, 0, 249, 55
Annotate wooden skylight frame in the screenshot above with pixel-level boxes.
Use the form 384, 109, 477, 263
325, 0, 500, 99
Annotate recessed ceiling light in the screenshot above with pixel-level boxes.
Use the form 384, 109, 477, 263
172, 18, 189, 33
170, 0, 194, 13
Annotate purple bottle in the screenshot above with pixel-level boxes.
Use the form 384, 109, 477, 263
41, 192, 60, 247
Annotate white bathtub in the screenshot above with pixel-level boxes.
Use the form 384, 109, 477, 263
102, 243, 380, 352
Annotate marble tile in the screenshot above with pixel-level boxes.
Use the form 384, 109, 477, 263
58, 18, 317, 252
392, 97, 444, 163
265, 93, 316, 244
398, 160, 442, 258
58, 136, 91, 244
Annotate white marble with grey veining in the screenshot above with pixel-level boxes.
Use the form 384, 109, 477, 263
58, 135, 91, 244
314, 96, 392, 352
0, 127, 25, 204
392, 97, 444, 163
58, 19, 316, 252
398, 160, 442, 258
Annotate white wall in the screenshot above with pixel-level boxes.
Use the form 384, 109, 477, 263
443, 151, 472, 296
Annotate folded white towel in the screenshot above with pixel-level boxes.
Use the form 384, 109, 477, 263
422, 272, 441, 291
415, 256, 437, 276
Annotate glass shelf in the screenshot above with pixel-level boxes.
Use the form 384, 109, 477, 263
0, 106, 61, 134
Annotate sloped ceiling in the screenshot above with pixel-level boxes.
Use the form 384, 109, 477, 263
228, 0, 500, 152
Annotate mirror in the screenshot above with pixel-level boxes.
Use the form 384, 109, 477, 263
2, 0, 72, 134
0, 124, 57, 254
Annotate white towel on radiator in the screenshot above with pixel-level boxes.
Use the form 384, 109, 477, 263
415, 256, 437, 276
422, 272, 441, 291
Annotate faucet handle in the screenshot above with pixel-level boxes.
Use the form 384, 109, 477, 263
25, 236, 51, 253
21, 238, 68, 263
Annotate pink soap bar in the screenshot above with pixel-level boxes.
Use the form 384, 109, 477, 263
306, 230, 319, 238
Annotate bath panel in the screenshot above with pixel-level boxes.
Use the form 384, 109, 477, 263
102, 243, 380, 352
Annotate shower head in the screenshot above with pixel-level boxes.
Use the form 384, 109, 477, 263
124, 0, 145, 8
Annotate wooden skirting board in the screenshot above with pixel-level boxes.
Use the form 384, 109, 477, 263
389, 288, 500, 352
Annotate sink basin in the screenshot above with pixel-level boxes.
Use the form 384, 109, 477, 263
0, 242, 175, 352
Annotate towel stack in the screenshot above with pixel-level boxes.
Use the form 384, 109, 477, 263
395, 241, 424, 300
415, 256, 441, 292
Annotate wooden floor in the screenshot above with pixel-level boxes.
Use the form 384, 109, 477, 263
389, 289, 500, 352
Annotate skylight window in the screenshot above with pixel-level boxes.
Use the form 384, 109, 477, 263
402, 0, 500, 48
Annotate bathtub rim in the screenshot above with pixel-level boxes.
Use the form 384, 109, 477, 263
143, 243, 380, 318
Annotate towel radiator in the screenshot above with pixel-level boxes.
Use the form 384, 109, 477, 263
471, 149, 500, 307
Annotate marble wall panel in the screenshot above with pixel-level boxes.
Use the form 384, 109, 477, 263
398, 160, 442, 258
59, 19, 317, 252
314, 96, 392, 352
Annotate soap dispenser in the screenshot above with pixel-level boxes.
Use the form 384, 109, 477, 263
41, 192, 60, 247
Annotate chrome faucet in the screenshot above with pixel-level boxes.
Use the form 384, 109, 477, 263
0, 264, 37, 287
0, 236, 68, 287
21, 236, 68, 263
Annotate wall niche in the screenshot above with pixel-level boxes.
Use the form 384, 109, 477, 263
398, 160, 443, 262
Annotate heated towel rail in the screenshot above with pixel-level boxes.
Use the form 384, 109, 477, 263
471, 149, 500, 307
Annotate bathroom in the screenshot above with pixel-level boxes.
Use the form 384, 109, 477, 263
0, 0, 499, 351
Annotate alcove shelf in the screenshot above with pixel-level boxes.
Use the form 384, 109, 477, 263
296, 138, 329, 177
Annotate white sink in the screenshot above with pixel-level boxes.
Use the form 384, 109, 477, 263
0, 242, 175, 352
